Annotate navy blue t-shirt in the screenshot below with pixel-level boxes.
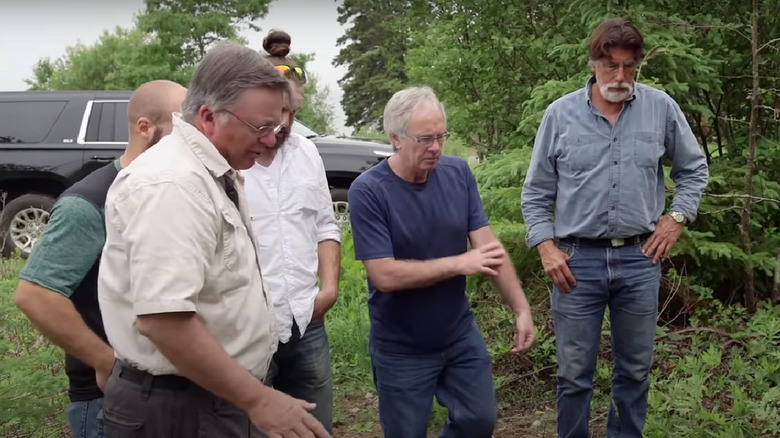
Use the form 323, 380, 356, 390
347, 155, 490, 354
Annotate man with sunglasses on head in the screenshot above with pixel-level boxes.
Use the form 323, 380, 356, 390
347, 86, 536, 438
242, 42, 341, 433
522, 17, 708, 438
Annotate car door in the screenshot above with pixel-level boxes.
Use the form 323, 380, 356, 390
76, 99, 129, 179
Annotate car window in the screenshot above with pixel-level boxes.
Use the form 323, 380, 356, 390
85, 101, 129, 143
291, 119, 320, 138
0, 100, 67, 143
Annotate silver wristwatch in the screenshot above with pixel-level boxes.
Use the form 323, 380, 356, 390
669, 211, 687, 225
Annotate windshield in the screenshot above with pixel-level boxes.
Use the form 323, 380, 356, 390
291, 119, 320, 138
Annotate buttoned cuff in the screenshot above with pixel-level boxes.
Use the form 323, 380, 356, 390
525, 222, 555, 248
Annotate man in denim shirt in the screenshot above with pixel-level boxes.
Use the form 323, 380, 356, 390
521, 17, 708, 438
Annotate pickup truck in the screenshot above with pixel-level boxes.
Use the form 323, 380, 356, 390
0, 90, 393, 257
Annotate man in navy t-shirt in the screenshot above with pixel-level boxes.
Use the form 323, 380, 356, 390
348, 86, 536, 438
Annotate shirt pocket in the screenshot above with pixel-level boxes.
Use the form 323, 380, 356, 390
290, 178, 324, 215
634, 131, 666, 169
558, 134, 604, 172
220, 207, 244, 272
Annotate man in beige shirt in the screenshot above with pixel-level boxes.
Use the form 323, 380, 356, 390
97, 42, 330, 438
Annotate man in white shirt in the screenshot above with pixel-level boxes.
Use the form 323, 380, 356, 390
97, 42, 329, 438
242, 81, 341, 434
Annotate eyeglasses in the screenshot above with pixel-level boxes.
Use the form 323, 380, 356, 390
274, 64, 307, 84
402, 131, 451, 146
221, 109, 287, 137
599, 61, 639, 74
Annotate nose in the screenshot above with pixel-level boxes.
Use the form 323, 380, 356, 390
428, 139, 443, 154
258, 131, 277, 148
614, 66, 628, 83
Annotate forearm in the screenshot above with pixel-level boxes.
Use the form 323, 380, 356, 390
368, 256, 463, 292
489, 254, 531, 315
136, 313, 272, 412
14, 281, 114, 370
317, 239, 341, 293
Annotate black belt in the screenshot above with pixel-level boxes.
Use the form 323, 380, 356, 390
117, 363, 196, 391
560, 232, 652, 248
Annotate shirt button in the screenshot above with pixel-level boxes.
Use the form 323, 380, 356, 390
613, 137, 618, 142
611, 206, 616, 211
613, 161, 618, 165
612, 184, 617, 188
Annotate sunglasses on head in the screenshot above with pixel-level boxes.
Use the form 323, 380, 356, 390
274, 64, 307, 84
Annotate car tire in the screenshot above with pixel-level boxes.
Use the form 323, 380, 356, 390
330, 188, 350, 228
1, 193, 56, 258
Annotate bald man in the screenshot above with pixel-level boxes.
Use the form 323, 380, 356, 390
14, 80, 187, 438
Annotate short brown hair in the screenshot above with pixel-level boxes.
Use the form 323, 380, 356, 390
588, 17, 644, 63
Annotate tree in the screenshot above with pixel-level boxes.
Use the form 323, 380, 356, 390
333, 0, 409, 130
137, 0, 271, 69
25, 0, 273, 91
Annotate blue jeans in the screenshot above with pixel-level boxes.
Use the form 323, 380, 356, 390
67, 397, 105, 438
370, 321, 497, 438
265, 319, 333, 433
552, 241, 661, 438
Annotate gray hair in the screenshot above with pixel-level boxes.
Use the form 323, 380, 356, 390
181, 41, 290, 121
382, 86, 447, 136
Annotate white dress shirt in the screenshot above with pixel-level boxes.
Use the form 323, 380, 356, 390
242, 132, 341, 343
98, 114, 278, 378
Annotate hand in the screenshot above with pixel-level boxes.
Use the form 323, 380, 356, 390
94, 354, 115, 392
641, 215, 684, 264
249, 389, 331, 438
537, 241, 576, 293
511, 310, 536, 353
458, 241, 505, 276
312, 289, 338, 321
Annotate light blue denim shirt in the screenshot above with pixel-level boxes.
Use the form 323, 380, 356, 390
521, 78, 709, 248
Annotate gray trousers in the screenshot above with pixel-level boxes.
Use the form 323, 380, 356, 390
100, 362, 261, 437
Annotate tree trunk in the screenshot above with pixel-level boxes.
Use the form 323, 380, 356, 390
740, 0, 760, 314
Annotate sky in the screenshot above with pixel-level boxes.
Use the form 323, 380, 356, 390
0, 0, 352, 134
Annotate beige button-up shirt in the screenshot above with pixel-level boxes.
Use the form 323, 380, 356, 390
98, 113, 278, 379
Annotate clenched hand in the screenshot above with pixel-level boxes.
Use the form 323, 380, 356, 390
537, 240, 576, 293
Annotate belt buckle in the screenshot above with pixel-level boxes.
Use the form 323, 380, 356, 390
610, 238, 625, 247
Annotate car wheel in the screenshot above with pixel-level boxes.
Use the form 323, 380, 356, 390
330, 188, 350, 228
1, 194, 55, 258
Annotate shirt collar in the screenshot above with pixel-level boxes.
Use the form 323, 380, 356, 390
172, 112, 234, 180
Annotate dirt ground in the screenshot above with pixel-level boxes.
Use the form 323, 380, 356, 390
332, 392, 563, 438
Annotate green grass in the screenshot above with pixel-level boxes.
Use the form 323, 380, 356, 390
3, 234, 780, 437
0, 258, 70, 438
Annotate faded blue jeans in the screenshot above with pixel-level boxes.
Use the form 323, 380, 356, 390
67, 398, 105, 438
265, 319, 333, 433
553, 240, 660, 438
370, 321, 497, 438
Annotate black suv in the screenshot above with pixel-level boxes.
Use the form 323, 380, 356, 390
0, 90, 393, 257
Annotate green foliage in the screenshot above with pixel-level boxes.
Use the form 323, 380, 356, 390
645, 304, 780, 437
333, 0, 409, 129
0, 258, 69, 437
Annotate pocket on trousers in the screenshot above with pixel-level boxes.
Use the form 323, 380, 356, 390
102, 408, 144, 437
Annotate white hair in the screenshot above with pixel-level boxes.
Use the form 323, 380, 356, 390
382, 86, 447, 136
